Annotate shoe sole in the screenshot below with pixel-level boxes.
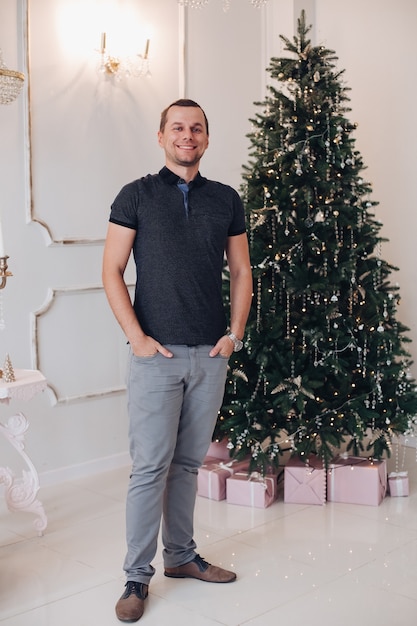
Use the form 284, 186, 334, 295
164, 571, 236, 583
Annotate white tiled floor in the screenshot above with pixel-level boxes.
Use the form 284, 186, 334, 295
1, 454, 417, 626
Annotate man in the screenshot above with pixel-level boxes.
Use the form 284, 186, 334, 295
102, 99, 252, 623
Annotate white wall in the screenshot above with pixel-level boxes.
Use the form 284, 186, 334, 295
0, 0, 416, 487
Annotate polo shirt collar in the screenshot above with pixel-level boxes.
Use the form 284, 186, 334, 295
159, 166, 206, 188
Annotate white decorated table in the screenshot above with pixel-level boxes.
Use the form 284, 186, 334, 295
0, 369, 48, 535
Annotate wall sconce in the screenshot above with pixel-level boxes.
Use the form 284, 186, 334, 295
0, 222, 11, 290
98, 33, 151, 80
0, 49, 16, 288
0, 256, 11, 290
0, 49, 24, 105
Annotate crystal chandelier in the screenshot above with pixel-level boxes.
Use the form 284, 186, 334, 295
0, 50, 24, 105
179, 0, 268, 9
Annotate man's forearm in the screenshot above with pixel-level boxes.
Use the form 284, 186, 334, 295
229, 271, 253, 339
103, 271, 144, 346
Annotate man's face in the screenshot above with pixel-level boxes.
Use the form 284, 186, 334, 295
158, 105, 209, 170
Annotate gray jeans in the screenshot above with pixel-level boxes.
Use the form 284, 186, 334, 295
123, 345, 229, 584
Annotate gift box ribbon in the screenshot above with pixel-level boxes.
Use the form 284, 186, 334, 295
234, 471, 275, 506
201, 461, 240, 499
388, 471, 408, 497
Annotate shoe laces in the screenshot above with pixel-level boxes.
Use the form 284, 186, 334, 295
123, 581, 148, 600
193, 554, 209, 572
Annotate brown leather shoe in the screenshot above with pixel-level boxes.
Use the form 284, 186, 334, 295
164, 554, 236, 583
115, 581, 148, 622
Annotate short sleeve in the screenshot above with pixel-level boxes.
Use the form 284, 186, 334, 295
109, 181, 140, 230
228, 188, 246, 237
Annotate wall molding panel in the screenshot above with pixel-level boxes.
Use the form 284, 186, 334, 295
31, 285, 130, 404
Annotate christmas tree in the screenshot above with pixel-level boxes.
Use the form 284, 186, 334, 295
215, 11, 417, 471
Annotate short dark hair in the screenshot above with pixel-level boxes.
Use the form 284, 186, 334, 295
160, 99, 209, 135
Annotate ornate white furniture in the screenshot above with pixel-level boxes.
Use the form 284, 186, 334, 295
0, 369, 47, 535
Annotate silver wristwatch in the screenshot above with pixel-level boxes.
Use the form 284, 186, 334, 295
227, 332, 243, 352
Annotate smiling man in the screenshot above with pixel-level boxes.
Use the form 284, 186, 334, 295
158, 103, 209, 171
102, 99, 252, 623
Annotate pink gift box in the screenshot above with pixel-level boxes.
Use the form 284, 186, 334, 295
198, 458, 250, 501
207, 439, 231, 461
327, 456, 387, 506
388, 471, 409, 497
284, 454, 326, 505
226, 472, 277, 508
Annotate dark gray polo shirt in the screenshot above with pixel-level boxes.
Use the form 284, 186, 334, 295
109, 166, 246, 345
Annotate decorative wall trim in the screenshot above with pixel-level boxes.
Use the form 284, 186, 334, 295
22, 0, 32, 233
22, 0, 104, 246
178, 4, 187, 97
31, 284, 133, 404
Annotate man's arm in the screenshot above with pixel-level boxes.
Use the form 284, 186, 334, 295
102, 222, 172, 357
209, 232, 252, 357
